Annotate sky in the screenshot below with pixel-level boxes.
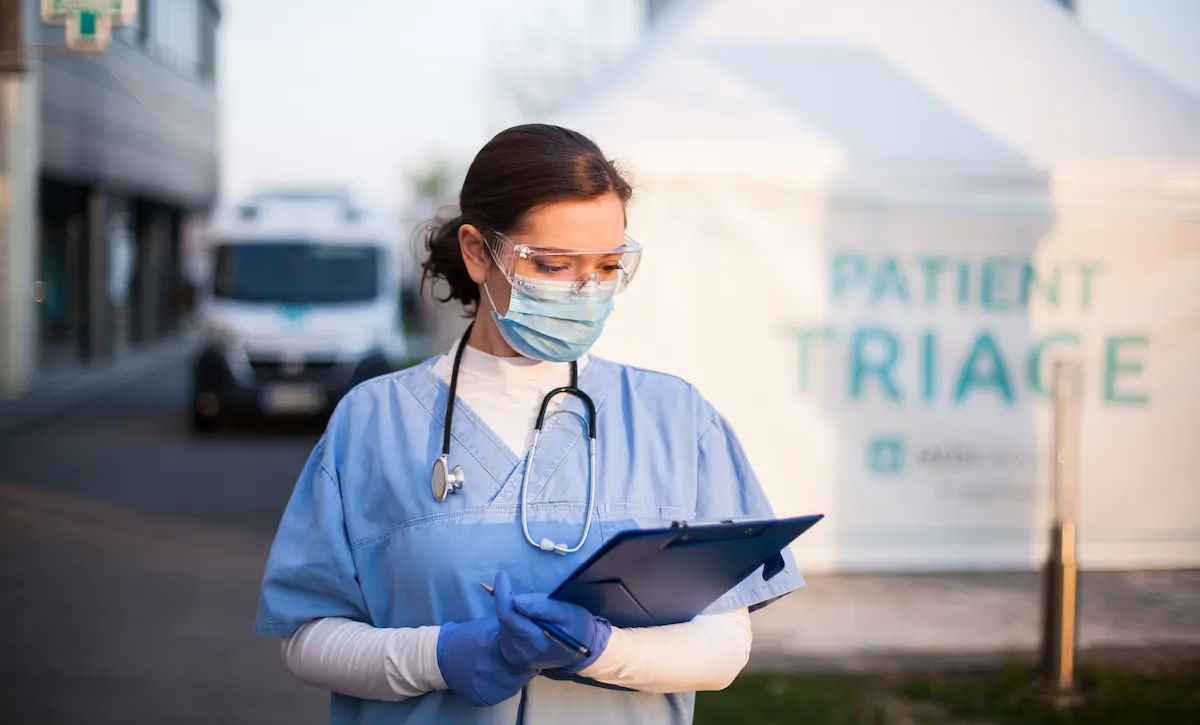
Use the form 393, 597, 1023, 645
216, 0, 1200, 216
216, 0, 645, 212
1075, 0, 1200, 96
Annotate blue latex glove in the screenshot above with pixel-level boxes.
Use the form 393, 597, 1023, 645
493, 571, 612, 674
436, 614, 535, 707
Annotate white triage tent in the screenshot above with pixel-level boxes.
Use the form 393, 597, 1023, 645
549, 0, 1200, 572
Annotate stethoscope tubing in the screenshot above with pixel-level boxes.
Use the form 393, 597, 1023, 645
439, 323, 598, 555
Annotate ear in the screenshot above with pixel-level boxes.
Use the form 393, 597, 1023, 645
459, 224, 490, 285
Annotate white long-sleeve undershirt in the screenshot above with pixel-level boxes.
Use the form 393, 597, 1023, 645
280, 342, 754, 701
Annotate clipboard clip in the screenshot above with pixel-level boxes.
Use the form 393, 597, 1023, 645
670, 519, 736, 529
669, 519, 784, 580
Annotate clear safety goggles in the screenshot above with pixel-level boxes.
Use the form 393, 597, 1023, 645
485, 232, 642, 299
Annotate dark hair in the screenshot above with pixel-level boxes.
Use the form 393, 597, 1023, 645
419, 123, 633, 313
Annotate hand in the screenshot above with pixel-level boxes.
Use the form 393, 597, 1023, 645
492, 571, 612, 674
436, 615, 536, 707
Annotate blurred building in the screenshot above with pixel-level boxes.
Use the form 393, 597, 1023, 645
0, 0, 220, 397
647, 0, 677, 26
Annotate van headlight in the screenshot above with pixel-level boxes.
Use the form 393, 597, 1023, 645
340, 328, 377, 356
205, 321, 242, 349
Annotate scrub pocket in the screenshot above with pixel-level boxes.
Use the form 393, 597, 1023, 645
598, 502, 693, 541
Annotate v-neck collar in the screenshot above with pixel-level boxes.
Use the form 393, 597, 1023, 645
400, 356, 620, 497
504, 357, 618, 504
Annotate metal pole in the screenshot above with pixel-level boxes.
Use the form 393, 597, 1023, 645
1040, 359, 1082, 699
0, 0, 25, 73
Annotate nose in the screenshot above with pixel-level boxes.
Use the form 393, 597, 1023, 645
573, 272, 599, 292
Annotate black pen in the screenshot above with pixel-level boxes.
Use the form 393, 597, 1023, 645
480, 582, 592, 657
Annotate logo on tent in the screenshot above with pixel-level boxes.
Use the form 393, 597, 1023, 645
866, 434, 906, 476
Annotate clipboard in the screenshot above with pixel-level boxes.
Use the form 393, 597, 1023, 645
549, 513, 824, 628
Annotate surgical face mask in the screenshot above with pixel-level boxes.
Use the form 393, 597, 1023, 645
483, 277, 614, 363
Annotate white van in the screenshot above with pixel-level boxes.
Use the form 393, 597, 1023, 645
190, 188, 412, 432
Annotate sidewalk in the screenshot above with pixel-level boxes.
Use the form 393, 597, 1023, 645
5, 475, 1198, 681
0, 328, 200, 435
747, 569, 1200, 672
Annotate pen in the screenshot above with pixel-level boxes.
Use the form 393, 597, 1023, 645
480, 582, 592, 657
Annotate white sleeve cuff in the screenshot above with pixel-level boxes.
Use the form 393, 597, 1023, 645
576, 608, 753, 693
281, 618, 446, 701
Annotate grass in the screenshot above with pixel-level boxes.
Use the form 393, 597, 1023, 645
695, 673, 881, 725
695, 662, 1200, 725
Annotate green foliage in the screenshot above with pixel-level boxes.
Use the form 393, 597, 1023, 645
408, 159, 456, 205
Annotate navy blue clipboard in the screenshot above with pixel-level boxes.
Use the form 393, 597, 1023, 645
549, 513, 824, 629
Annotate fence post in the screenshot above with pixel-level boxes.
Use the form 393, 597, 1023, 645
1040, 359, 1082, 699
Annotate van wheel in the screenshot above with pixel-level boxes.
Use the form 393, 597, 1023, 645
191, 408, 220, 435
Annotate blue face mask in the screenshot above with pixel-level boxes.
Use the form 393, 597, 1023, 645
485, 279, 614, 363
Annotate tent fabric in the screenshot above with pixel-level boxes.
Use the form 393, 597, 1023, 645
542, 0, 1200, 572
554, 0, 1200, 197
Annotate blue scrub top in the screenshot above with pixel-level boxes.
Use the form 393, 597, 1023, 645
255, 355, 806, 724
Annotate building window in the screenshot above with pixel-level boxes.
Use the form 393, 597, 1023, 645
156, 0, 200, 72
111, 0, 218, 82
199, 1, 217, 82
135, 0, 202, 77
117, 0, 149, 47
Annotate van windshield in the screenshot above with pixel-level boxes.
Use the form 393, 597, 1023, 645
212, 241, 381, 304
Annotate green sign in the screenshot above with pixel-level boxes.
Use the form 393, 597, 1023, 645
41, 0, 138, 53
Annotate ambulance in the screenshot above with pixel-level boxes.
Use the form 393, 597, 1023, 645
190, 188, 412, 432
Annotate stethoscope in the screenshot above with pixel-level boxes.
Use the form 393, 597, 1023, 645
431, 323, 598, 555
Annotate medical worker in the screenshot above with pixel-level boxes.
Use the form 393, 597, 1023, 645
255, 124, 806, 724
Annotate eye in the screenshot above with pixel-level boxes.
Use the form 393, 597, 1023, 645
536, 262, 568, 274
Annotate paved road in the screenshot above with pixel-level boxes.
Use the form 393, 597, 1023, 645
0, 365, 329, 725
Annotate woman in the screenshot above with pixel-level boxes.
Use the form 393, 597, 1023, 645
255, 124, 805, 724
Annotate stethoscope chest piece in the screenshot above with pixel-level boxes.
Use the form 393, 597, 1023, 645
431, 454, 465, 502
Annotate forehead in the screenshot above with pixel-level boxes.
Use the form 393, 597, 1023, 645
515, 193, 626, 250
